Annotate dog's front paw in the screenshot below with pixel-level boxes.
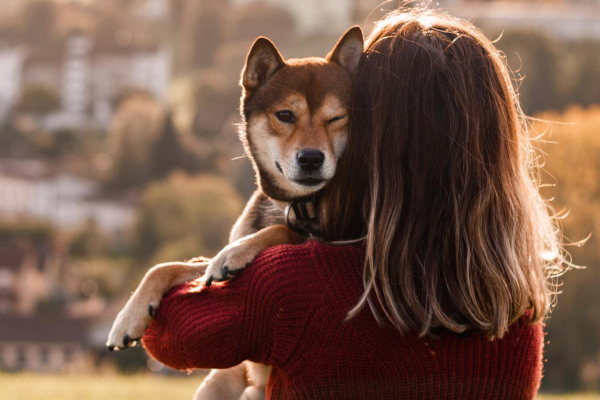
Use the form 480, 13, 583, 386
205, 241, 259, 287
106, 295, 158, 351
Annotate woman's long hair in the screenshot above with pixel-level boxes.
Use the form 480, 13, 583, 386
319, 8, 565, 338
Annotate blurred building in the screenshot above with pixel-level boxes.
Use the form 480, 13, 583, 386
441, 0, 600, 39
0, 242, 92, 373
0, 159, 134, 234
0, 226, 111, 373
21, 33, 172, 130
0, 244, 58, 315
0, 314, 90, 373
231, 0, 354, 35
0, 29, 171, 130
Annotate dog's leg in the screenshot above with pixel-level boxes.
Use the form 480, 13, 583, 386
239, 386, 265, 400
106, 261, 208, 350
205, 224, 304, 283
193, 364, 249, 400
194, 362, 269, 400
239, 361, 270, 400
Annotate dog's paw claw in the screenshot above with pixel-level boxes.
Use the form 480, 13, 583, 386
219, 266, 229, 281
205, 275, 214, 288
107, 297, 157, 350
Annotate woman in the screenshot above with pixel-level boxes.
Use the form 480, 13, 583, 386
142, 8, 564, 399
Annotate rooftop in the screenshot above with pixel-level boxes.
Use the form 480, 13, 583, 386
0, 314, 89, 344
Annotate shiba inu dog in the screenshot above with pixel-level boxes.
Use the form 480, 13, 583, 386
107, 26, 363, 400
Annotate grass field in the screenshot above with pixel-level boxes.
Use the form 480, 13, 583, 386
1, 373, 597, 400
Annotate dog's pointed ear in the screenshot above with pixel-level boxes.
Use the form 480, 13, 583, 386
242, 37, 285, 91
327, 26, 364, 75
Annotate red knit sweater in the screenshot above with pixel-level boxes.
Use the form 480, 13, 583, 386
142, 240, 544, 400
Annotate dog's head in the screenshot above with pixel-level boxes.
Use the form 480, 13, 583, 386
239, 27, 363, 202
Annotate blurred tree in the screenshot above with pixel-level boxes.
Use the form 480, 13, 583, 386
176, 0, 229, 72
149, 111, 189, 179
534, 106, 600, 392
70, 219, 110, 258
564, 39, 600, 108
0, 120, 33, 158
485, 29, 600, 114
107, 93, 164, 189
0, 219, 53, 246
45, 129, 80, 158
495, 30, 562, 114
190, 70, 240, 139
133, 172, 244, 265
226, 2, 295, 45
16, 84, 61, 118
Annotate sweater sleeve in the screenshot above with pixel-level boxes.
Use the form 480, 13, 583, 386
141, 243, 315, 370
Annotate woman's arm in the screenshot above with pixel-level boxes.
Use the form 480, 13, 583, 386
141, 243, 317, 370
142, 274, 269, 370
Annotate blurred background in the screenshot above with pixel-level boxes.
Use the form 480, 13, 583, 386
0, 0, 598, 398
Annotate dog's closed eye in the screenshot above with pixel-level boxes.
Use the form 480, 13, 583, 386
328, 115, 347, 124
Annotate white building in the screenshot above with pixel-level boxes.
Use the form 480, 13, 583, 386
1, 32, 172, 130
0, 46, 25, 122
90, 43, 172, 127
0, 160, 134, 234
231, 0, 354, 35
35, 33, 172, 130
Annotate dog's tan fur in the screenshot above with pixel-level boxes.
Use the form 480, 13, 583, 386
107, 27, 363, 400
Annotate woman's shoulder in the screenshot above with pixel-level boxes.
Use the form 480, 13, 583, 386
249, 239, 364, 281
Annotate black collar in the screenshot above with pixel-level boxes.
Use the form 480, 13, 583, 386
284, 198, 319, 235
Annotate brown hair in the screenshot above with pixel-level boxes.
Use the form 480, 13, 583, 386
319, 8, 565, 338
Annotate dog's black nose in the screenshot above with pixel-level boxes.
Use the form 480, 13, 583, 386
297, 149, 324, 172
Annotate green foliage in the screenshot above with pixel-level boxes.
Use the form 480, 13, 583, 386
71, 256, 133, 299
133, 172, 244, 265
17, 85, 61, 117
49, 129, 80, 155
149, 112, 191, 180
226, 2, 295, 45
534, 107, 600, 392
175, 0, 227, 71
70, 220, 110, 258
494, 30, 600, 114
0, 120, 34, 158
107, 96, 207, 190
0, 121, 83, 159
562, 40, 600, 108
0, 219, 53, 245
189, 70, 240, 139
107, 94, 164, 189
174, 0, 296, 73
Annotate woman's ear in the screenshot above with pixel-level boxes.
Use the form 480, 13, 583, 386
242, 37, 285, 91
327, 26, 364, 75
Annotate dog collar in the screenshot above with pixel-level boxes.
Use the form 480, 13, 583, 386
285, 199, 318, 235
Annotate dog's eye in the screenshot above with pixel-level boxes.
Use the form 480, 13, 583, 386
275, 110, 296, 123
328, 115, 347, 124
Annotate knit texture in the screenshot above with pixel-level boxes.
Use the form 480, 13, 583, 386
142, 240, 544, 400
